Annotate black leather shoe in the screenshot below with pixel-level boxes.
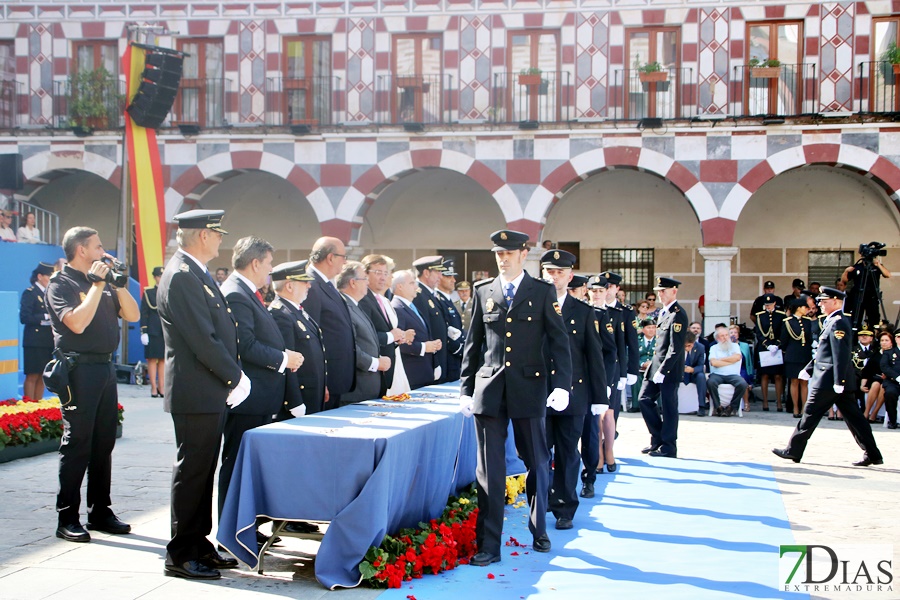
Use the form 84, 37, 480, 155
889, 423, 898, 429
852, 456, 884, 467
470, 551, 501, 566
772, 448, 800, 463
555, 518, 573, 530
605, 462, 617, 473
533, 534, 551, 553
256, 531, 282, 546
199, 551, 238, 569
648, 449, 677, 458
56, 523, 91, 543
284, 521, 320, 534
87, 515, 131, 535
580, 482, 594, 498
641, 444, 660, 454
165, 560, 221, 580
696, 409, 707, 417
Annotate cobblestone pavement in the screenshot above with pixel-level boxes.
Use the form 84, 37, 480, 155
1, 384, 897, 599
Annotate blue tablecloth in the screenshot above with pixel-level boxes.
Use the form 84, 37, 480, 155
217, 381, 479, 588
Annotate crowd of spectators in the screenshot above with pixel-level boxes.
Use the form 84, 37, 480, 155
1, 210, 47, 243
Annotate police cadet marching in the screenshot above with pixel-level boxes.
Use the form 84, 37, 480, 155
46, 227, 140, 543
638, 276, 688, 458
773, 287, 883, 467
603, 271, 641, 415
20, 261, 55, 400
540, 250, 607, 530
459, 230, 572, 566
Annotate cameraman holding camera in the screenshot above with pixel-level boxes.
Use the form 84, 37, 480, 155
842, 242, 891, 331
45, 227, 139, 543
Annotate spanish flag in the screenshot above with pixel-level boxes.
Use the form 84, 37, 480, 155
122, 44, 166, 290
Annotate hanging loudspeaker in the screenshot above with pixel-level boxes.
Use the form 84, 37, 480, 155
0, 154, 24, 190
126, 44, 186, 129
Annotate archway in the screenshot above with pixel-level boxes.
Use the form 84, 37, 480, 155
28, 170, 121, 246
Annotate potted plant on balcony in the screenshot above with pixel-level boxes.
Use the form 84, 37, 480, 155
69, 67, 119, 133
749, 57, 782, 79
637, 61, 668, 83
396, 74, 424, 90
518, 67, 543, 87
880, 42, 900, 80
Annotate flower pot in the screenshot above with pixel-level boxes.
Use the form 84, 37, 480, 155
0, 437, 59, 464
750, 67, 781, 79
116, 424, 122, 439
518, 74, 542, 86
396, 76, 423, 89
639, 71, 668, 83
893, 64, 900, 76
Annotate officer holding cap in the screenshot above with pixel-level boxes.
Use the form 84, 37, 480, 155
460, 230, 572, 565
413, 255, 450, 383
157, 209, 246, 579
773, 287, 883, 467
638, 276, 688, 458
20, 261, 55, 400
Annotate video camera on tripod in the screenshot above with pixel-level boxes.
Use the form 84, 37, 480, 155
849, 241, 888, 334
858, 241, 887, 262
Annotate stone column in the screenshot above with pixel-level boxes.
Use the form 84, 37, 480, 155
698, 247, 739, 336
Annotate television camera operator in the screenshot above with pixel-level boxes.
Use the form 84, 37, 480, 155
842, 242, 891, 332
45, 226, 139, 543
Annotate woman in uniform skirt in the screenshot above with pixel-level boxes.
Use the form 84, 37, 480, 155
780, 297, 813, 418
20, 263, 55, 399
140, 267, 165, 397
878, 331, 900, 429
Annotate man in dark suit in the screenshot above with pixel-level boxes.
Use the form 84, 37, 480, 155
773, 287, 883, 466
638, 276, 689, 458
359, 254, 409, 396
338, 261, 392, 405
270, 260, 327, 416
541, 250, 607, 526
413, 255, 450, 383
304, 237, 355, 408
682, 331, 709, 415
391, 269, 442, 389
435, 259, 466, 381
460, 230, 572, 566
20, 261, 55, 400
157, 210, 246, 580
218, 236, 304, 521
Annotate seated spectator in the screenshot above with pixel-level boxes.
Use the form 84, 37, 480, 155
708, 324, 749, 417
0, 210, 15, 241
729, 324, 755, 408
645, 291, 660, 319
683, 331, 709, 416
689, 321, 712, 358
17, 212, 41, 244
635, 299, 652, 323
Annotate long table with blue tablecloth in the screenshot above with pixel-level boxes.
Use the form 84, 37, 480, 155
217, 381, 492, 588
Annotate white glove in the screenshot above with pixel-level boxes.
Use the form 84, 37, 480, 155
833, 384, 844, 394
626, 374, 637, 386
769, 345, 779, 355
652, 371, 665, 384
433, 365, 442, 381
617, 377, 627, 391
591, 404, 608, 416
44, 313, 50, 320
459, 395, 474, 417
289, 404, 306, 418
141, 333, 149, 345
798, 370, 811, 381
546, 388, 570, 412
226, 372, 251, 408
896, 376, 900, 384
447, 326, 462, 341
607, 386, 612, 399
40, 320, 52, 326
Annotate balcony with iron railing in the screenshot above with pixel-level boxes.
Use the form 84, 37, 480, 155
52, 78, 127, 131
610, 67, 696, 124
0, 80, 20, 129
857, 60, 900, 114
265, 75, 341, 127
490, 71, 573, 125
170, 77, 233, 128
730, 63, 818, 118
374, 73, 454, 127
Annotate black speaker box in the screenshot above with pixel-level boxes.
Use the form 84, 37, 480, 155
126, 45, 186, 129
0, 154, 24, 190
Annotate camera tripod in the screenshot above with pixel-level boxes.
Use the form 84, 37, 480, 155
848, 258, 887, 333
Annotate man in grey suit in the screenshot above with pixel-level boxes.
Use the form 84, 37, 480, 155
338, 261, 391, 405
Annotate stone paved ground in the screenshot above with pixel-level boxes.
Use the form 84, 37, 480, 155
1, 384, 897, 599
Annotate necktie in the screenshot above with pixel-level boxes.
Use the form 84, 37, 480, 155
409, 302, 427, 327
376, 294, 390, 323
505, 282, 515, 307
255, 290, 266, 305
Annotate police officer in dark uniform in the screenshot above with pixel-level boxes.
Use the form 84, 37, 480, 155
20, 261, 55, 400
603, 272, 640, 408
749, 280, 784, 324
541, 250, 607, 529
269, 260, 327, 416
773, 287, 883, 466
460, 230, 572, 566
45, 227, 140, 543
638, 276, 688, 458
780, 296, 815, 417
849, 326, 877, 413
140, 266, 165, 398
435, 259, 466, 382
413, 255, 451, 383
754, 294, 786, 411
157, 210, 246, 579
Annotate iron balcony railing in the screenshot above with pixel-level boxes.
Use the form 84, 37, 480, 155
11, 199, 60, 246
611, 67, 696, 122
730, 63, 817, 117
0, 80, 19, 129
490, 71, 573, 124
375, 73, 454, 126
856, 61, 900, 114
172, 77, 233, 128
265, 75, 340, 126
52, 78, 127, 130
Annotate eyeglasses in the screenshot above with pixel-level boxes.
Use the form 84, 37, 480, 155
331, 253, 347, 259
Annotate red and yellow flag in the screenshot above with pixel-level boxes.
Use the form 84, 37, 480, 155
123, 44, 166, 290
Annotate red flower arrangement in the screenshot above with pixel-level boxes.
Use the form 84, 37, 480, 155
0, 397, 124, 450
359, 486, 479, 588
